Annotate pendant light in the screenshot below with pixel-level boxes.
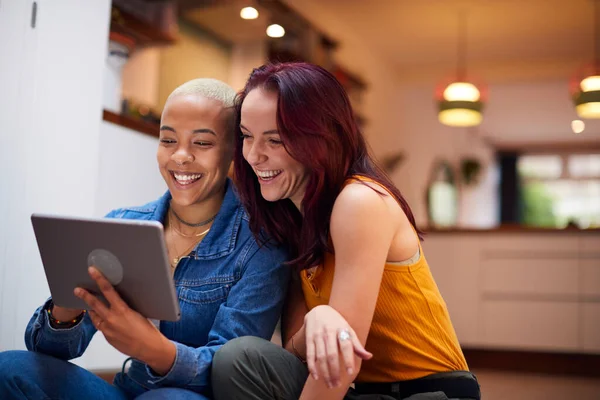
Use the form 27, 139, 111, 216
436, 11, 485, 127
571, 0, 600, 119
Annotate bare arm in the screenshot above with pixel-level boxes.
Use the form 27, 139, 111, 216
299, 183, 398, 399
282, 275, 309, 358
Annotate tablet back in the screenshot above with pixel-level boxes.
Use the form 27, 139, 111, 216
31, 213, 180, 321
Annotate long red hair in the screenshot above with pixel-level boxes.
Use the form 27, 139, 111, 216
234, 62, 422, 270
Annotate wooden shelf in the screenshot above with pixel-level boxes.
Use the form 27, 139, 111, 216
110, 6, 177, 47
103, 110, 159, 138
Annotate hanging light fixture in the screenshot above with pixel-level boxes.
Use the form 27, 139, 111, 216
436, 11, 486, 127
571, 0, 600, 119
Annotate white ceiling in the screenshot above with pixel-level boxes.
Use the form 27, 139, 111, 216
184, 3, 269, 43
285, 0, 597, 83
283, 0, 600, 146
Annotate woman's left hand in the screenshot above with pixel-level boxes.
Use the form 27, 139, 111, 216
75, 267, 176, 373
304, 305, 372, 388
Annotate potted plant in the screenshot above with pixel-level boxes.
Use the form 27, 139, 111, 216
460, 158, 482, 186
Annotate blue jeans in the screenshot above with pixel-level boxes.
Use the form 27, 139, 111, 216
0, 350, 209, 400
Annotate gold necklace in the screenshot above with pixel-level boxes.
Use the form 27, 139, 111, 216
170, 231, 209, 268
168, 215, 210, 268
169, 209, 212, 237
171, 223, 211, 238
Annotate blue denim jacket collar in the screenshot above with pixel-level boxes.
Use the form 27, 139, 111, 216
141, 178, 242, 259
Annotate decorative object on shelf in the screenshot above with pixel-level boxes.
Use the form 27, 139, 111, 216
570, 0, 600, 119
426, 160, 459, 228
121, 99, 161, 126
460, 158, 483, 186
436, 10, 486, 127
103, 31, 135, 114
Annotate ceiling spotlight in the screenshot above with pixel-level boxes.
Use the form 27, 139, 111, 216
240, 7, 259, 20
571, 119, 585, 134
266, 24, 285, 38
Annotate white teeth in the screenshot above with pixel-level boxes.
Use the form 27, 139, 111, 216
174, 173, 202, 184
256, 170, 282, 179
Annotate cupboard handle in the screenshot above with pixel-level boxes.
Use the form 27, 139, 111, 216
31, 2, 37, 29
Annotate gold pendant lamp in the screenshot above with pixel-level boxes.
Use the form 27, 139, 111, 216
437, 11, 486, 127
571, 0, 600, 119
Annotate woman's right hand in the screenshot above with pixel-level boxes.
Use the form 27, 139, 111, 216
50, 304, 84, 323
304, 305, 372, 388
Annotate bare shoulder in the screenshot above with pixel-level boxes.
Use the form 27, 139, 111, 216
332, 180, 419, 259
333, 181, 389, 216
330, 181, 397, 269
330, 181, 395, 234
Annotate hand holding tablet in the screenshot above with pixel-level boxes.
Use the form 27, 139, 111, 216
31, 213, 181, 321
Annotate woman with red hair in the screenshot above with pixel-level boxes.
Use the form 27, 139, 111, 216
212, 62, 480, 400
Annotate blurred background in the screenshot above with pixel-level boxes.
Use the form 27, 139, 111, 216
1, 1, 599, 398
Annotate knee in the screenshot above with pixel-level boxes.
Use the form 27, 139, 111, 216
212, 337, 269, 377
0, 350, 30, 377
0, 350, 38, 386
136, 388, 208, 400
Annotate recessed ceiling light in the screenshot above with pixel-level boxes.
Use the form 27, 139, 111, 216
240, 7, 259, 20
571, 119, 585, 134
266, 24, 285, 38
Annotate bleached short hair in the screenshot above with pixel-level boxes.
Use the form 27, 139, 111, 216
167, 78, 236, 108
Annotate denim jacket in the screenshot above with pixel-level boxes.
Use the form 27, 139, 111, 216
24, 179, 290, 397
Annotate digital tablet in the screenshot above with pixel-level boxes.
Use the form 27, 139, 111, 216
31, 213, 181, 321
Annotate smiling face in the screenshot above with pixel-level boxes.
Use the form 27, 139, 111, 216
240, 88, 310, 210
157, 94, 234, 208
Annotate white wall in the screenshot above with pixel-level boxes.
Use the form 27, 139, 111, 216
0, 0, 164, 371
229, 41, 267, 92
94, 122, 166, 217
0, 0, 36, 353
480, 80, 600, 146
157, 23, 232, 110
391, 83, 499, 228
0, 0, 111, 354
120, 47, 163, 110
115, 23, 234, 113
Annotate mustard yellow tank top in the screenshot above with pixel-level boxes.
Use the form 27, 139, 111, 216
300, 176, 468, 383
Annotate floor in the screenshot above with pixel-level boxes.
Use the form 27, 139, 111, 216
473, 368, 600, 400
96, 368, 600, 399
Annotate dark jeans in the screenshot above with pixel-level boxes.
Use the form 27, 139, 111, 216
0, 350, 208, 400
211, 337, 480, 400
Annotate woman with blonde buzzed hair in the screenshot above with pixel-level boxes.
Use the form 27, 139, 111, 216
0, 78, 290, 400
